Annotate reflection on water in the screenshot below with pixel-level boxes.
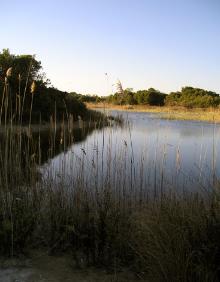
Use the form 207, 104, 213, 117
35, 125, 100, 164
1, 111, 219, 195
41, 110, 220, 195
0, 123, 103, 172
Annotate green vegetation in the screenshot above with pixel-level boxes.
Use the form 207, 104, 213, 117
0, 49, 93, 123
86, 84, 220, 108
72, 92, 103, 104
106, 87, 166, 106
165, 86, 220, 108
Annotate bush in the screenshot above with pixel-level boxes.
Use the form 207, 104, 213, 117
165, 87, 220, 108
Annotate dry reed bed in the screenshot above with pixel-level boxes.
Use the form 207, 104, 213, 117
87, 103, 220, 123
0, 68, 220, 281
0, 120, 220, 281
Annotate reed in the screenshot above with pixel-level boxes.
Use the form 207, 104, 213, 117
29, 80, 36, 131
0, 82, 220, 281
87, 103, 220, 123
20, 57, 33, 124
0, 68, 13, 126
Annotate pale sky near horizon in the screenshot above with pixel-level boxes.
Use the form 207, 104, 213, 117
0, 0, 220, 95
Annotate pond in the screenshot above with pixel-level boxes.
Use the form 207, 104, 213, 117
40, 110, 220, 198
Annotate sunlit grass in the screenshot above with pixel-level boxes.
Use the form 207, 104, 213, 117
87, 103, 220, 123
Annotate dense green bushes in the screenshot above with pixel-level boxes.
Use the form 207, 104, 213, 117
24, 86, 87, 122
106, 88, 166, 106
101, 86, 220, 108
165, 87, 220, 108
72, 93, 103, 104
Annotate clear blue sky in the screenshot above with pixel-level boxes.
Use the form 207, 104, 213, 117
1, 0, 219, 95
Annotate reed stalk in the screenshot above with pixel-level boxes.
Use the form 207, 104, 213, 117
0, 79, 219, 280
29, 80, 36, 130
20, 57, 33, 124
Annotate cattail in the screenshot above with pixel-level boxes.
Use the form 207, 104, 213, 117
6, 67, 12, 78
29, 81, 36, 130
30, 81, 36, 94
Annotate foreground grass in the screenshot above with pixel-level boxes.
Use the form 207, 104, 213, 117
0, 70, 219, 280
0, 121, 220, 281
1, 65, 220, 281
87, 103, 220, 123
0, 180, 220, 281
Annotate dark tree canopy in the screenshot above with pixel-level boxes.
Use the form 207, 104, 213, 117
0, 49, 87, 123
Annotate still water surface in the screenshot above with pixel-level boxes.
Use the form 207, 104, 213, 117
42, 111, 220, 195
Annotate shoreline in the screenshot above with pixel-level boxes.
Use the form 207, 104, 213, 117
0, 251, 136, 282
86, 103, 220, 123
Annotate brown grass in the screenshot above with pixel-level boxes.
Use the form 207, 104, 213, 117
86, 103, 220, 123
1, 71, 220, 281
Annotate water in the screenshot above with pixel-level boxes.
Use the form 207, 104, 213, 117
41, 111, 220, 196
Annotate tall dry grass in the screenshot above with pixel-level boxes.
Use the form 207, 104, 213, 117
87, 102, 220, 123
0, 68, 220, 281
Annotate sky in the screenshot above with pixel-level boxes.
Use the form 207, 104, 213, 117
0, 0, 220, 96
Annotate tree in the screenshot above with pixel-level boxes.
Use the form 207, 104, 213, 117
165, 87, 220, 108
0, 49, 88, 123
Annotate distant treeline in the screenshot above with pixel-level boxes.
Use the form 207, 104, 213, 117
2, 49, 219, 120
72, 93, 102, 104
82, 87, 220, 108
0, 49, 88, 123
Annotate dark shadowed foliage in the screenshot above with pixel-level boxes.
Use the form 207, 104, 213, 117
0, 49, 90, 123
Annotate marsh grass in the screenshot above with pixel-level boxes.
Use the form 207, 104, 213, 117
87, 103, 220, 123
0, 70, 220, 281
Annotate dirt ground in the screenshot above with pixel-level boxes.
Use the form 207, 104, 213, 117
0, 252, 143, 282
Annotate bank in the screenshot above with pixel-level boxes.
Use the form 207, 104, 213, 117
86, 103, 220, 123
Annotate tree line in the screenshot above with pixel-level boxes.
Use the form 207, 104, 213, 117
0, 49, 87, 124
82, 86, 220, 108
2, 48, 219, 120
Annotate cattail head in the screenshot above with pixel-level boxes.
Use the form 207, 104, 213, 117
6, 67, 12, 78
30, 81, 36, 94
